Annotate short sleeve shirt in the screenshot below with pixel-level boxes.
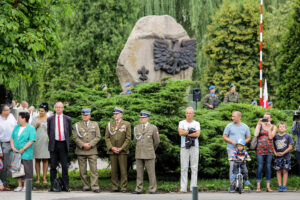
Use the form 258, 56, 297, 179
179, 120, 200, 148
223, 122, 251, 151
273, 133, 294, 159
11, 124, 36, 160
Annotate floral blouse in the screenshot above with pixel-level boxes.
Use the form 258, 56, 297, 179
256, 125, 274, 156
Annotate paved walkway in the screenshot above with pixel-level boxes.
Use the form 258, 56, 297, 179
0, 191, 299, 200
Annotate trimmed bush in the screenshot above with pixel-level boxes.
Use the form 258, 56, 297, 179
51, 80, 295, 179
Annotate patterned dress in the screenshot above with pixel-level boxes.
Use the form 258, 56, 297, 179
31, 117, 50, 159
256, 126, 274, 155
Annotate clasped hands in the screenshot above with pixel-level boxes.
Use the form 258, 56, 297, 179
83, 143, 92, 150
12, 147, 24, 154
274, 152, 284, 157
111, 147, 123, 154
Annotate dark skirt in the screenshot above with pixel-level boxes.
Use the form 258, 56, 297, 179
21, 159, 33, 180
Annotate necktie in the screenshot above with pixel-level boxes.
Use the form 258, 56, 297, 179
58, 115, 61, 141
85, 122, 88, 127
142, 124, 145, 130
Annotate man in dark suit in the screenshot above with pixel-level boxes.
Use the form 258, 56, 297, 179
47, 102, 72, 192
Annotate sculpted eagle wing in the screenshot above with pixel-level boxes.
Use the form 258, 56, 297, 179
153, 40, 171, 71
180, 39, 197, 70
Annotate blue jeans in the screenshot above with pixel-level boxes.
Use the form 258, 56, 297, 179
256, 154, 272, 183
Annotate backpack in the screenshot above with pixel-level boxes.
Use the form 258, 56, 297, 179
53, 177, 64, 192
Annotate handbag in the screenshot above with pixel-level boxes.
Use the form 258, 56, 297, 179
9, 152, 22, 172
250, 136, 257, 150
12, 164, 25, 178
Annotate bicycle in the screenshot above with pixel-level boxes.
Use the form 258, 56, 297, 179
234, 160, 245, 194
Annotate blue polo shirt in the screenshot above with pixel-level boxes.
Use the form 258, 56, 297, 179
11, 124, 36, 160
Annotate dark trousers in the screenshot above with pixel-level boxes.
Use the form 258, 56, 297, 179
232, 162, 248, 180
50, 141, 69, 188
296, 151, 300, 176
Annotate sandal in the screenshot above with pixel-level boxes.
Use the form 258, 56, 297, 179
43, 180, 48, 184
35, 180, 40, 184
256, 188, 261, 192
267, 188, 273, 192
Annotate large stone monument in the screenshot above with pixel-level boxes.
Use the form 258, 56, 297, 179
116, 15, 196, 89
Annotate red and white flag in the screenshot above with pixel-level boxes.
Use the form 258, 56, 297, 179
262, 79, 269, 108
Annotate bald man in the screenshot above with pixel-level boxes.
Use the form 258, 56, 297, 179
222, 111, 251, 183
47, 102, 72, 192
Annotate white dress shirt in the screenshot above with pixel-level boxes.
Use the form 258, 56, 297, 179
55, 114, 65, 141
0, 113, 17, 142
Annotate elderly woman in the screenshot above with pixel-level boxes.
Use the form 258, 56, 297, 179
254, 112, 277, 192
31, 103, 50, 184
10, 112, 36, 192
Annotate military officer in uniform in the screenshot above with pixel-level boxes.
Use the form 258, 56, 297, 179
120, 82, 132, 95
105, 107, 131, 192
73, 108, 101, 193
101, 83, 112, 98
132, 110, 160, 194
224, 83, 239, 103
203, 85, 219, 109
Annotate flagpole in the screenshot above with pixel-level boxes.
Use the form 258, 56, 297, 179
259, 0, 263, 107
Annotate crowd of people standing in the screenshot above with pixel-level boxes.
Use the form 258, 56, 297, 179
0, 99, 299, 194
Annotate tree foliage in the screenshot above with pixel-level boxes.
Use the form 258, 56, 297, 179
43, 0, 140, 100
202, 0, 276, 103
276, 0, 300, 109
0, 0, 59, 89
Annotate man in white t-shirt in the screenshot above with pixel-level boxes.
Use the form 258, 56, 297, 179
178, 107, 201, 193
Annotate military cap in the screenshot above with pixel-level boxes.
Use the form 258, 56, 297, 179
81, 108, 91, 115
230, 83, 235, 88
268, 101, 273, 105
140, 110, 151, 118
101, 84, 107, 89
125, 82, 131, 87
209, 85, 216, 90
113, 107, 123, 114
251, 101, 257, 105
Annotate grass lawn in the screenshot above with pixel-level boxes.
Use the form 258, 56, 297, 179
6, 169, 300, 193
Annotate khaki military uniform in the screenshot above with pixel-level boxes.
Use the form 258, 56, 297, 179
224, 91, 239, 103
203, 94, 219, 109
105, 119, 131, 191
73, 121, 101, 190
134, 123, 160, 193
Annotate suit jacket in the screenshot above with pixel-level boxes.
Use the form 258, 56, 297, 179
47, 114, 72, 152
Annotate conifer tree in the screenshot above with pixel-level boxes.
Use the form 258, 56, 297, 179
276, 0, 300, 109
202, 0, 275, 102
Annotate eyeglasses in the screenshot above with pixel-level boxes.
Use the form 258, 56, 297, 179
3, 109, 10, 111
55, 106, 64, 108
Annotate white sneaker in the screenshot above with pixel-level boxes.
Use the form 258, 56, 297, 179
22, 187, 26, 192
14, 187, 23, 192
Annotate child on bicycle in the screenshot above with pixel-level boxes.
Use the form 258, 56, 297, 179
229, 139, 251, 192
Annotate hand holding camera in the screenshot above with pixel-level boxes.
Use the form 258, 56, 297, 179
188, 127, 196, 134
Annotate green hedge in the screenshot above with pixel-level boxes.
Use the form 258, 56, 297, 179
50, 80, 296, 179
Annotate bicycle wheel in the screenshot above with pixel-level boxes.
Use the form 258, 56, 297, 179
238, 176, 243, 194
